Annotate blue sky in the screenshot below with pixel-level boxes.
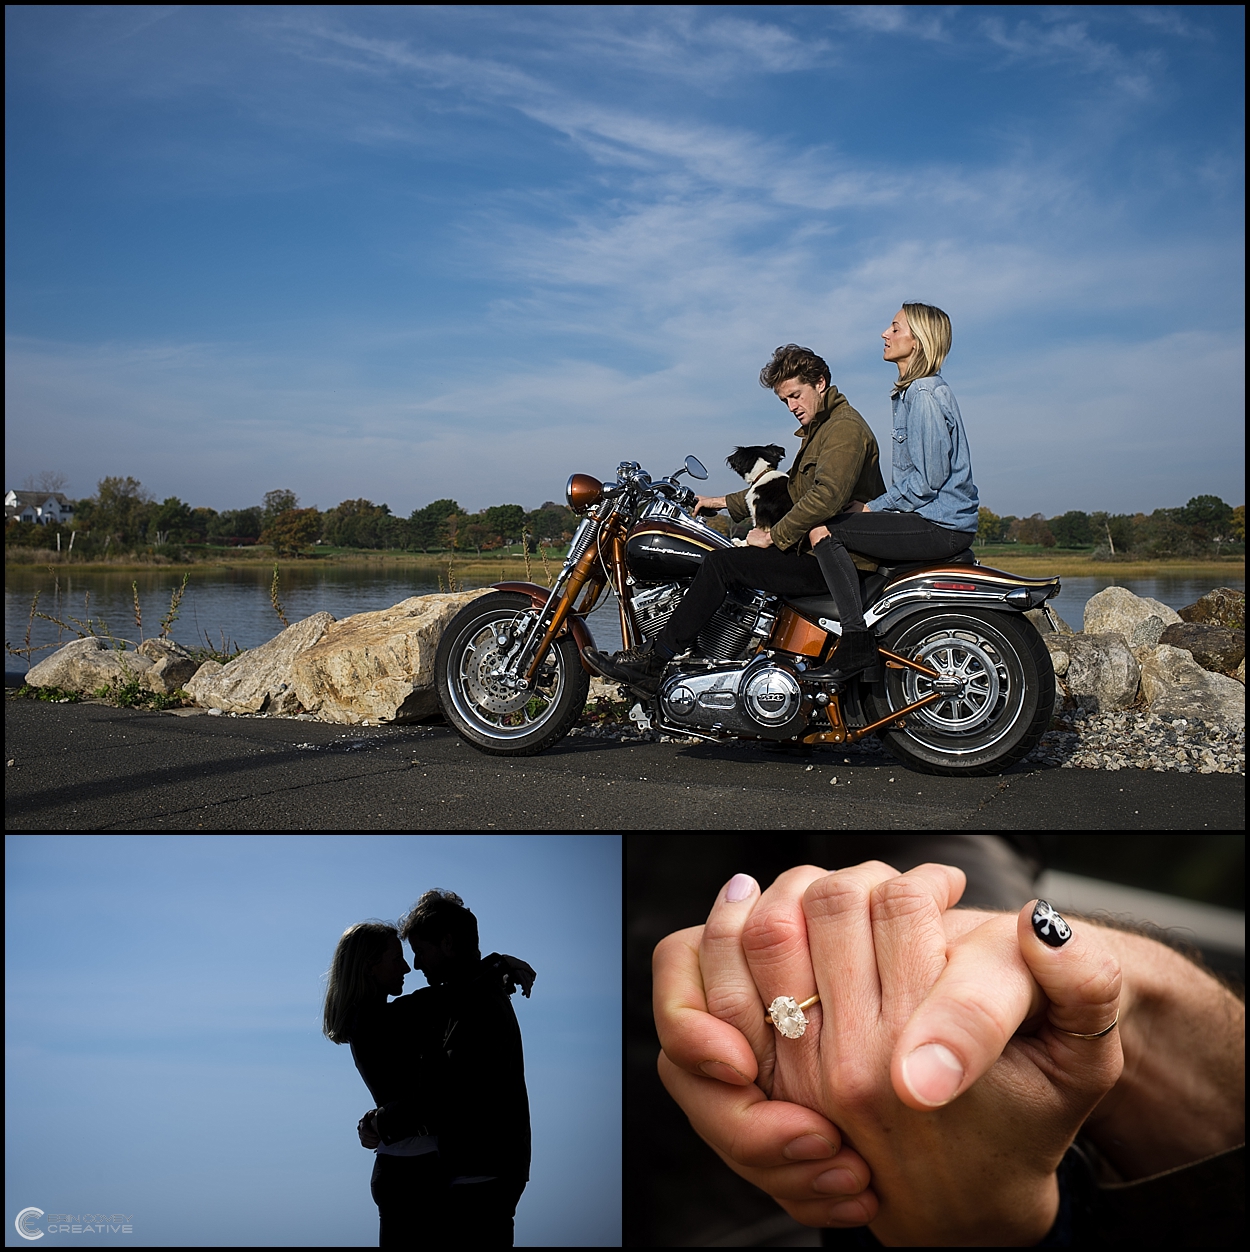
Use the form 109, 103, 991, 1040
4, 5, 1244, 518
4, 834, 621, 1248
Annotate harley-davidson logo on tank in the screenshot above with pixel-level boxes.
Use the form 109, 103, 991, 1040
626, 516, 731, 584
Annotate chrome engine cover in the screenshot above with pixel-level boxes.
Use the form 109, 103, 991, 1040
659, 655, 806, 740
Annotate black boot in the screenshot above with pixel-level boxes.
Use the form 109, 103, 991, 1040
584, 640, 672, 693
803, 629, 882, 686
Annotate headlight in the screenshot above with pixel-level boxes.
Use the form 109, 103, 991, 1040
566, 473, 604, 514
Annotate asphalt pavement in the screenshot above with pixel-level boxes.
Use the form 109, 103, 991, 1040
4, 698, 1244, 830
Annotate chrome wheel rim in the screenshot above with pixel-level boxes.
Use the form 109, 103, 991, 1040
902, 628, 1012, 738
448, 612, 567, 740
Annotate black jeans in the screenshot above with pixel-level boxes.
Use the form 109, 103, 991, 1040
815, 513, 975, 632
446, 1177, 527, 1247
370, 1152, 450, 1248
657, 545, 828, 652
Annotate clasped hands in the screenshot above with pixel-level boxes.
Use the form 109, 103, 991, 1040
653, 862, 1124, 1246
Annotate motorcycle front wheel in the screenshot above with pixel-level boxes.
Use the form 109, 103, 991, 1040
435, 591, 590, 756
862, 609, 1054, 776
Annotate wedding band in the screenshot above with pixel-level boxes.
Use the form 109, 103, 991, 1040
1053, 1011, 1119, 1040
766, 993, 820, 1039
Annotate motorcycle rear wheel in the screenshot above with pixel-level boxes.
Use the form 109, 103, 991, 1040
862, 609, 1054, 776
435, 591, 590, 756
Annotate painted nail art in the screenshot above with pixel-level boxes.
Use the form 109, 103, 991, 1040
1032, 899, 1072, 946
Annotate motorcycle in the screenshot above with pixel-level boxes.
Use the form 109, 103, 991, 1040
434, 456, 1062, 775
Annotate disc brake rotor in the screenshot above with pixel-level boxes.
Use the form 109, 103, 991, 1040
903, 630, 1006, 733
463, 626, 534, 714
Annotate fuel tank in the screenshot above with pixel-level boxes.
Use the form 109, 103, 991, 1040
625, 503, 732, 584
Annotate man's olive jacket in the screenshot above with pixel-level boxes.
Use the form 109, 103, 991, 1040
725, 384, 886, 554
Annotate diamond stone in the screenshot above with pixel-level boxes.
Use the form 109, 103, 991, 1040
768, 995, 808, 1039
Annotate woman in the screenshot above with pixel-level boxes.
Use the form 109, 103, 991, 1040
324, 921, 450, 1249
803, 302, 979, 683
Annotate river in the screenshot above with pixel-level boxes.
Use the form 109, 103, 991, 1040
5, 564, 1243, 676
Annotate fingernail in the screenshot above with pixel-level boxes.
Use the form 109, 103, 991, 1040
697, 1060, 749, 1084
1031, 899, 1073, 947
782, 1133, 835, 1161
725, 873, 755, 902
901, 1043, 964, 1107
813, 1167, 857, 1194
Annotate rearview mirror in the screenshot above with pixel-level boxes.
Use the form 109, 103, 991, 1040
684, 455, 708, 481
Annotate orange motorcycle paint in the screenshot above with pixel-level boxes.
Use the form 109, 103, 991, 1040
769, 606, 828, 658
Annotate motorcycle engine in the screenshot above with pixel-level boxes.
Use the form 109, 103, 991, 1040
658, 655, 807, 740
632, 583, 776, 662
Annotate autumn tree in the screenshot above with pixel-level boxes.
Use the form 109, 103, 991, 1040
262, 507, 322, 556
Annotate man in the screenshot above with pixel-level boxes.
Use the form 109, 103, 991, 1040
587, 344, 885, 690
360, 891, 533, 1247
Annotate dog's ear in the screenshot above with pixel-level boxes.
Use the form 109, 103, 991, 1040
768, 444, 787, 464
726, 447, 743, 466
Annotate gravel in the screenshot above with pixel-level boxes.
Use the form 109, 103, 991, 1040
1023, 707, 1244, 775
572, 702, 1246, 775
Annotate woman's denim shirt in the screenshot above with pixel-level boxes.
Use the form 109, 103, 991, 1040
866, 373, 979, 532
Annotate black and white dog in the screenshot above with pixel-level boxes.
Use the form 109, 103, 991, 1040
726, 444, 791, 534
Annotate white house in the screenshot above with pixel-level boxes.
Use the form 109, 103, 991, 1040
5, 489, 75, 526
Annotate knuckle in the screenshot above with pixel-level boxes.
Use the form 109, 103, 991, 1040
742, 903, 807, 964
870, 876, 940, 924
802, 869, 876, 921
704, 981, 760, 1026
1073, 947, 1123, 1009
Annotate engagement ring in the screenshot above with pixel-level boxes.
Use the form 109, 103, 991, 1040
766, 993, 820, 1039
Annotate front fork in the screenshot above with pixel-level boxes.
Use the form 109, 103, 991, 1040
498, 513, 623, 688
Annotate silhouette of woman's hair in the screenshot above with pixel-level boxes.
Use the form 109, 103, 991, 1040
322, 920, 398, 1044
399, 889, 480, 957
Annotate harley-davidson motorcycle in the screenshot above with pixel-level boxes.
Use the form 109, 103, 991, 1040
434, 456, 1063, 775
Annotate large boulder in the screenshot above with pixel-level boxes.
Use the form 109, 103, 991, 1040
1157, 622, 1246, 674
1083, 586, 1180, 645
1178, 587, 1245, 631
137, 638, 199, 694
1062, 633, 1141, 712
1134, 643, 1245, 729
185, 612, 336, 714
290, 591, 490, 724
26, 635, 154, 692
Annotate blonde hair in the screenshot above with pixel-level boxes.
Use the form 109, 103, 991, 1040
893, 302, 952, 394
322, 920, 398, 1044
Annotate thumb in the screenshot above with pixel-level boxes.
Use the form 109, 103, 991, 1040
892, 911, 1042, 1110
1018, 900, 1124, 1089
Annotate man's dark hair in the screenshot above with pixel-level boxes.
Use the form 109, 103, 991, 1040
399, 888, 480, 957
759, 344, 830, 392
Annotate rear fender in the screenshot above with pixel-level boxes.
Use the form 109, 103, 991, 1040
864, 566, 1060, 637
492, 581, 597, 674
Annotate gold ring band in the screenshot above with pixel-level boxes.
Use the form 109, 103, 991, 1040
1054, 1011, 1119, 1040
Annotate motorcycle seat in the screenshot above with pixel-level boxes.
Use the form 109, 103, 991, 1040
784, 551, 977, 623
877, 548, 977, 579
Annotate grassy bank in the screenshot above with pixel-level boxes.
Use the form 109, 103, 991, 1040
5, 543, 1243, 583
3, 547, 566, 580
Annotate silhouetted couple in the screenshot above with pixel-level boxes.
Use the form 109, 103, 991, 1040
324, 890, 534, 1248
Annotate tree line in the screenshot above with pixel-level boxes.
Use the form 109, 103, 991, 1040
5, 478, 580, 558
976, 496, 1244, 558
7, 477, 1244, 561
